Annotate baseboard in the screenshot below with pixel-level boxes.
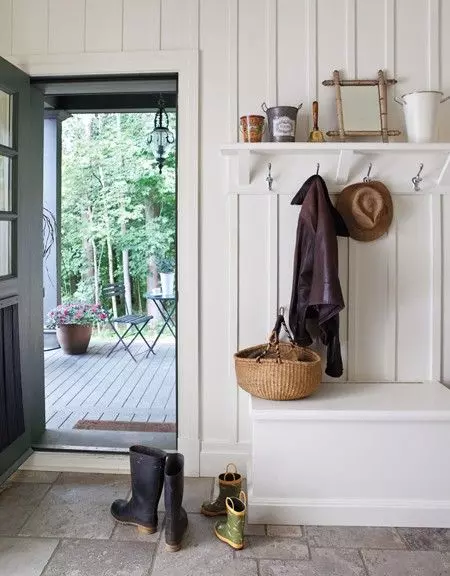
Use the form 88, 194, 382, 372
248, 494, 450, 527
200, 441, 250, 476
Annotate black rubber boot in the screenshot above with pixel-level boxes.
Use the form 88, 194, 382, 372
111, 445, 166, 533
164, 452, 188, 551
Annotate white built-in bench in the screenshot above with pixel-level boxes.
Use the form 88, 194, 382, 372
248, 382, 450, 527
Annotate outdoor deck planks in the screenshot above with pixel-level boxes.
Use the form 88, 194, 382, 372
44, 339, 176, 428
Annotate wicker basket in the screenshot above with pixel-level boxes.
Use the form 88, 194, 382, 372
234, 313, 322, 401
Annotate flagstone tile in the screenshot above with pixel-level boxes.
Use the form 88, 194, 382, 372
0, 537, 59, 576
238, 536, 309, 560
245, 523, 266, 536
259, 548, 366, 576
306, 526, 406, 549
0, 482, 51, 536
397, 527, 450, 551
267, 525, 304, 537
362, 549, 450, 576
19, 473, 129, 539
151, 513, 236, 576
41, 539, 155, 576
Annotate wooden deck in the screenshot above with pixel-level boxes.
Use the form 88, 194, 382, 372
44, 338, 176, 431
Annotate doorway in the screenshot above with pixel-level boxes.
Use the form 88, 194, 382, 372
0, 51, 199, 479
39, 77, 178, 451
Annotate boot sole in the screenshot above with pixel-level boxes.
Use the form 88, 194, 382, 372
113, 518, 157, 534
214, 527, 245, 550
200, 507, 226, 517
165, 543, 182, 552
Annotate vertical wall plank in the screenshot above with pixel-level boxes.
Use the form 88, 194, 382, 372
48, 0, 85, 54
277, 0, 309, 141
0, 0, 12, 56
439, 0, 450, 140
348, 236, 394, 382
85, 0, 123, 52
123, 0, 161, 51
346, 0, 356, 77
442, 196, 450, 384
12, 0, 48, 55
356, 0, 386, 77
161, 0, 199, 50
239, 0, 269, 115
396, 196, 432, 381
317, 0, 348, 132
200, 0, 237, 444
395, 0, 428, 94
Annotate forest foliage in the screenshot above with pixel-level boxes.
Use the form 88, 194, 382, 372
60, 112, 176, 315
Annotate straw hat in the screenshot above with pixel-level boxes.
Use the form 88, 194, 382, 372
335, 181, 393, 242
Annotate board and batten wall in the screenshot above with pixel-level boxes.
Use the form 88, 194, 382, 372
1, 0, 450, 473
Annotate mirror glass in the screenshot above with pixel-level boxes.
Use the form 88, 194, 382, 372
341, 85, 381, 131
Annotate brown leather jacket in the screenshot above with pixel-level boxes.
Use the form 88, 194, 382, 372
289, 175, 348, 378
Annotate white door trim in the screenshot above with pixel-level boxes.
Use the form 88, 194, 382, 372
9, 50, 200, 476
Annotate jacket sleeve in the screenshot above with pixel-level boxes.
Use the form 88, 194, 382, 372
289, 218, 314, 347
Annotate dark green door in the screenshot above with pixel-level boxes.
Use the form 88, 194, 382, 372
0, 56, 44, 479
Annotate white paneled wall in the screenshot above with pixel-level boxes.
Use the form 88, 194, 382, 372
1, 0, 450, 471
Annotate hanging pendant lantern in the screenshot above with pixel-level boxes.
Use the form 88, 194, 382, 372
148, 95, 175, 173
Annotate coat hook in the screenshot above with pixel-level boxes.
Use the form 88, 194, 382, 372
316, 163, 320, 175
266, 162, 274, 191
412, 163, 424, 191
363, 163, 373, 183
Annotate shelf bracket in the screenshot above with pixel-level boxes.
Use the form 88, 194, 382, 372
438, 153, 450, 186
335, 149, 354, 185
237, 150, 251, 187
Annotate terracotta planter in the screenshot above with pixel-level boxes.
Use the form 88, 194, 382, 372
56, 324, 92, 355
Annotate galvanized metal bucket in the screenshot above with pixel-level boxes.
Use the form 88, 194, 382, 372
262, 102, 303, 142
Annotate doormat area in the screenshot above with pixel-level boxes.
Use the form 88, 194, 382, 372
73, 420, 176, 433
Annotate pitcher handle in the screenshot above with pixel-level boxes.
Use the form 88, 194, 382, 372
261, 102, 268, 113
394, 96, 405, 105
441, 95, 450, 103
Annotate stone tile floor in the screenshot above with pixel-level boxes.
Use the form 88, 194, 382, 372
0, 471, 450, 575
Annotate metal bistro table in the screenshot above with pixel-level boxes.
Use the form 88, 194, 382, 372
145, 293, 176, 356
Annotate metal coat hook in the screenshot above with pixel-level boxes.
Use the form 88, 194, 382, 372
363, 163, 373, 183
266, 162, 274, 191
412, 163, 424, 191
316, 163, 320, 175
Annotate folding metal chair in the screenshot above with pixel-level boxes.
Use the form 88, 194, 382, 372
103, 283, 153, 361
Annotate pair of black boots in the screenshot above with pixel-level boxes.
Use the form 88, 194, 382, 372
110, 446, 188, 551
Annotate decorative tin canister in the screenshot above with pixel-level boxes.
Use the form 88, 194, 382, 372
395, 91, 450, 143
240, 115, 265, 142
262, 102, 303, 142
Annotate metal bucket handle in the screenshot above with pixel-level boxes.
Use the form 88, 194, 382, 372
395, 94, 450, 105
261, 102, 303, 113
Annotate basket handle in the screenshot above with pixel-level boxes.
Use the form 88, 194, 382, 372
256, 309, 296, 363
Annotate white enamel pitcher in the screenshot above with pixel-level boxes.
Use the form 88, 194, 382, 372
395, 90, 450, 143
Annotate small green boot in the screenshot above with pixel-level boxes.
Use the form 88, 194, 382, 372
214, 491, 246, 550
201, 463, 242, 517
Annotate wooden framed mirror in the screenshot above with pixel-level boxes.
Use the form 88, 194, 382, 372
323, 70, 401, 142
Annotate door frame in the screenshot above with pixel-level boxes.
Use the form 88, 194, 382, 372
9, 50, 200, 476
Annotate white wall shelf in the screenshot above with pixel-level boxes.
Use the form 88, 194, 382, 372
221, 143, 450, 187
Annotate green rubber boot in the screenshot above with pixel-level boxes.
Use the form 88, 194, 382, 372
214, 491, 246, 550
201, 463, 242, 517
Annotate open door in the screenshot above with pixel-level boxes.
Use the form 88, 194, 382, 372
0, 57, 44, 478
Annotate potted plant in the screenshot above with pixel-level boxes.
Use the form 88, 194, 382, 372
46, 303, 108, 355
157, 256, 175, 296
